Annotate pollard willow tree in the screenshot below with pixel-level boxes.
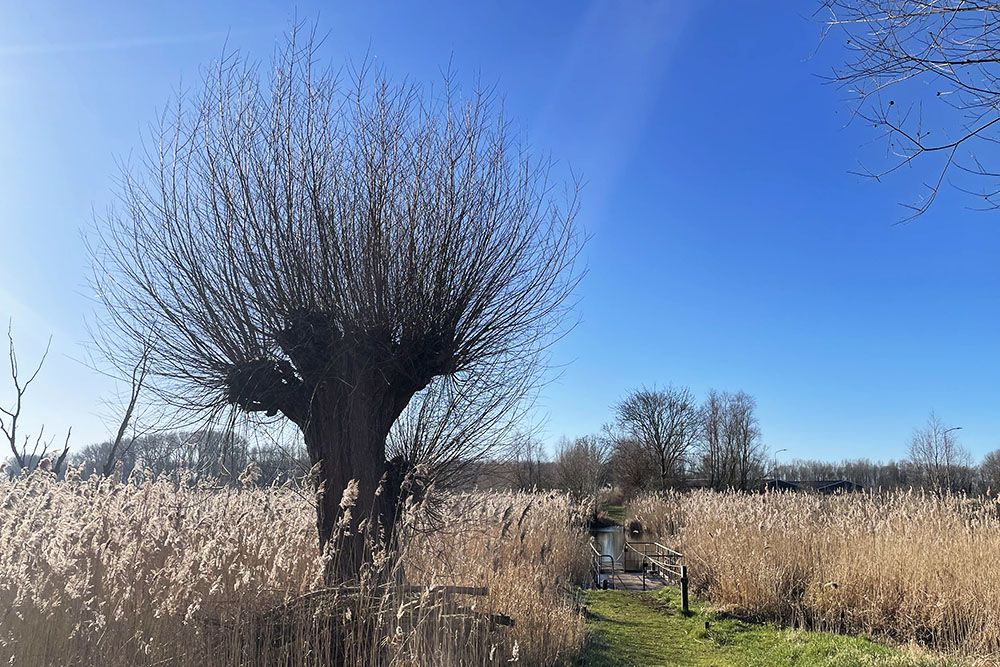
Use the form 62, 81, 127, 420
93, 34, 580, 577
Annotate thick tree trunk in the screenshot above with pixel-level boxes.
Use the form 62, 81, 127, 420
302, 381, 411, 583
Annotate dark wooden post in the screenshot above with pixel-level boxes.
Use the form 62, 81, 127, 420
680, 565, 690, 615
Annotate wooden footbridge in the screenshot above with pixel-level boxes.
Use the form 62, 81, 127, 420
591, 539, 690, 614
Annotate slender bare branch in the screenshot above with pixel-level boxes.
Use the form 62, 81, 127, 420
101, 337, 154, 476
823, 0, 1000, 217
0, 322, 55, 472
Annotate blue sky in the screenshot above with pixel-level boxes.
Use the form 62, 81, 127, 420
2, 1, 1000, 463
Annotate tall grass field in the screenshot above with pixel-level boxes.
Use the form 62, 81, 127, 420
0, 468, 590, 665
628, 490, 1000, 660
5, 467, 997, 664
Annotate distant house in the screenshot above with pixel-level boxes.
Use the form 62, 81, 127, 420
762, 478, 863, 494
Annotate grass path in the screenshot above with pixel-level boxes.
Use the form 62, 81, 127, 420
580, 587, 955, 667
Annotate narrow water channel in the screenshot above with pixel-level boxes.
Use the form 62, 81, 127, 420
592, 525, 624, 562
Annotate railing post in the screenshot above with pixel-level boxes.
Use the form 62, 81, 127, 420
680, 565, 690, 616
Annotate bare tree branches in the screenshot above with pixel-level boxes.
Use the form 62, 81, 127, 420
611, 385, 699, 489
907, 411, 972, 494
553, 435, 610, 500
386, 367, 536, 497
823, 1, 1000, 217
0, 322, 69, 475
93, 26, 582, 573
697, 389, 766, 491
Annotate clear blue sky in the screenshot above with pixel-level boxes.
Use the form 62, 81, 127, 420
2, 1, 1000, 463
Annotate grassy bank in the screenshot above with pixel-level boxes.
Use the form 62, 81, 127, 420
600, 504, 626, 525
581, 588, 955, 667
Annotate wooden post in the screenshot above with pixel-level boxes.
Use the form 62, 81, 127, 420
680, 565, 690, 616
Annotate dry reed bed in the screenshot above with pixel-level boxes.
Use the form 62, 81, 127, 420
0, 468, 588, 665
627, 490, 1000, 658
406, 491, 591, 665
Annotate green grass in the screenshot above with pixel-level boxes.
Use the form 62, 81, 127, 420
600, 504, 626, 526
580, 587, 957, 667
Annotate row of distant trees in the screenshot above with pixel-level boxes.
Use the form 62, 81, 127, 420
70, 431, 309, 486
505, 391, 1000, 500
508, 385, 769, 498
775, 412, 1000, 496
5, 427, 310, 487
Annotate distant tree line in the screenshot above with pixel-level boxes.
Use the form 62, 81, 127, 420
492, 395, 1000, 500
493, 385, 769, 498
774, 412, 1000, 497
5, 427, 308, 487
68, 430, 309, 486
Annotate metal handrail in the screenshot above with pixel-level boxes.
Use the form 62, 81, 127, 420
644, 554, 684, 578
590, 545, 616, 573
653, 541, 683, 559
624, 541, 683, 559
588, 535, 690, 614
619, 540, 691, 614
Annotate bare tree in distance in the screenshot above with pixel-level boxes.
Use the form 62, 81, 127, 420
553, 435, 610, 500
699, 389, 726, 489
981, 448, 1000, 496
609, 434, 655, 496
509, 435, 551, 491
0, 322, 70, 476
822, 1, 1000, 218
907, 411, 972, 494
92, 28, 581, 578
697, 389, 766, 491
81, 317, 186, 479
612, 386, 699, 490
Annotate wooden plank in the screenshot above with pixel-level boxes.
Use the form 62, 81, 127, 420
294, 584, 489, 602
